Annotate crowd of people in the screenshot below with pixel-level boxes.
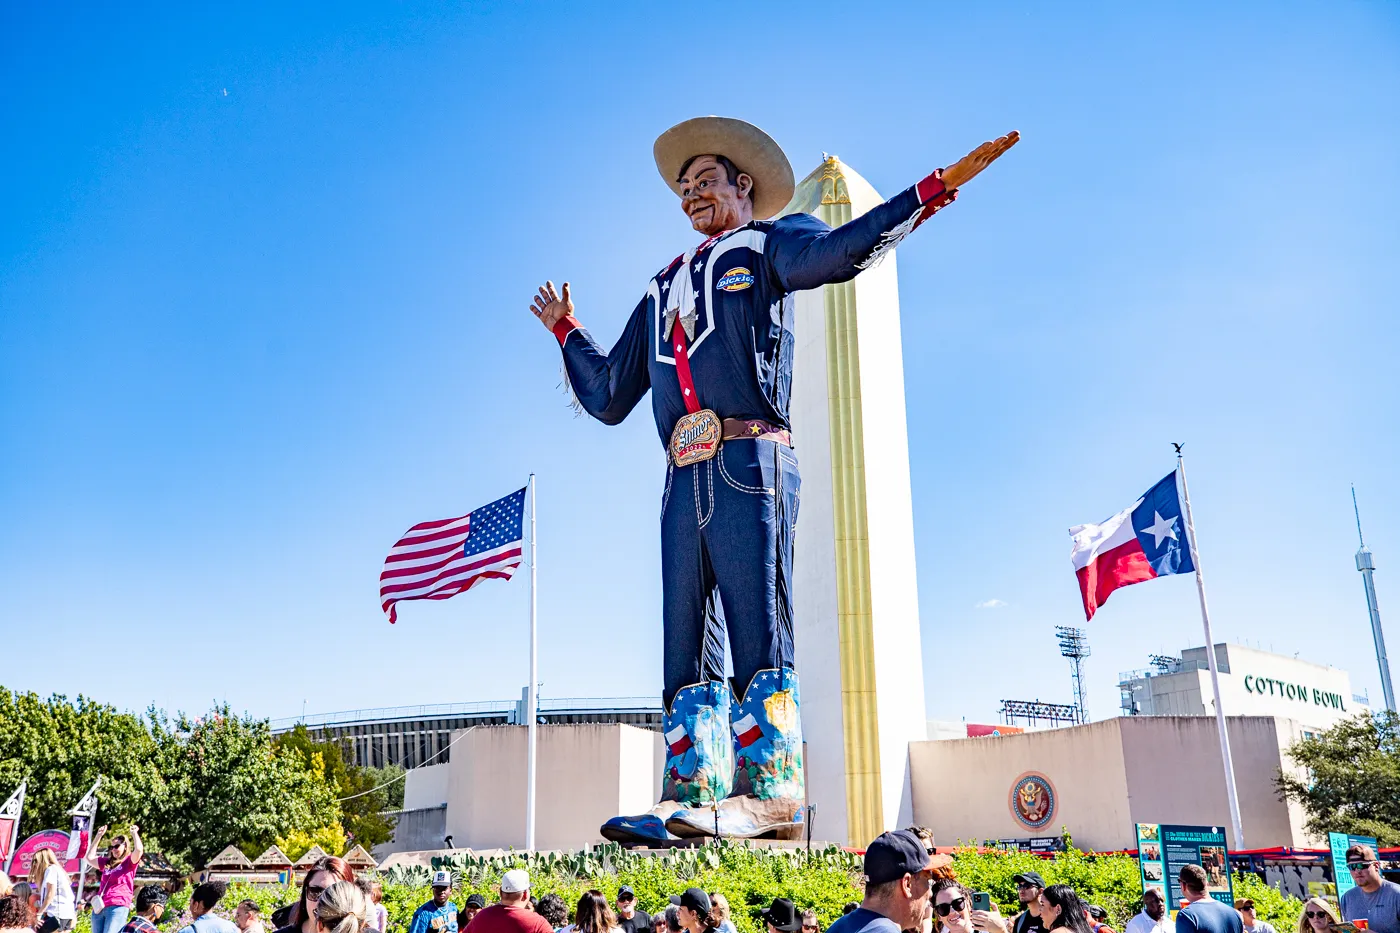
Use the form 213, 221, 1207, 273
0, 834, 1395, 933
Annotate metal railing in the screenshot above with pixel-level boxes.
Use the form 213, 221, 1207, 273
269, 696, 662, 732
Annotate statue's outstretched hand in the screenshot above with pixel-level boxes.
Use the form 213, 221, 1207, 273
942, 131, 1020, 190
530, 280, 573, 333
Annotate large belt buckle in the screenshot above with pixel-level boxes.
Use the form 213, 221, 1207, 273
669, 409, 722, 467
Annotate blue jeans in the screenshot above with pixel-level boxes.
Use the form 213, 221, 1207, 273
92, 906, 130, 933
660, 438, 800, 707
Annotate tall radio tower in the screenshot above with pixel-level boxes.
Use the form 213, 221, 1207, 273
1056, 626, 1091, 724
1353, 487, 1395, 713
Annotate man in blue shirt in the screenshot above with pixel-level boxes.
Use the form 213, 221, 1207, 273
824, 830, 951, 933
177, 883, 238, 933
531, 116, 1018, 844
408, 872, 459, 933
1174, 866, 1241, 933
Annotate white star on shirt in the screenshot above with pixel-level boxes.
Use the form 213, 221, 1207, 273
692, 289, 699, 300
661, 279, 670, 292
694, 260, 703, 272
1140, 511, 1179, 548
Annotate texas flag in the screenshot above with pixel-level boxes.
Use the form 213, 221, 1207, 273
1069, 471, 1195, 620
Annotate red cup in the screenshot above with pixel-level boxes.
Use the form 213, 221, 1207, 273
1354, 921, 1368, 931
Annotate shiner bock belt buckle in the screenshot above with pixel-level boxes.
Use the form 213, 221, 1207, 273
669, 408, 723, 467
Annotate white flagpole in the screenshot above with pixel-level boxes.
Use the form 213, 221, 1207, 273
1, 780, 25, 876
1177, 452, 1245, 849
525, 474, 538, 851
68, 777, 101, 908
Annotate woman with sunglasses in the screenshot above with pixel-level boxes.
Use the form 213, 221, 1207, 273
1036, 886, 1092, 933
1294, 897, 1338, 933
931, 880, 1007, 933
273, 857, 356, 933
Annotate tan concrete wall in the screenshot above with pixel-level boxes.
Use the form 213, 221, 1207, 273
910, 719, 1132, 851
403, 763, 449, 809
1119, 716, 1303, 847
910, 716, 1309, 851
444, 724, 663, 851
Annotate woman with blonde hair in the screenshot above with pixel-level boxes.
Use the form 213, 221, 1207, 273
29, 849, 77, 933
1295, 897, 1338, 933
315, 882, 368, 933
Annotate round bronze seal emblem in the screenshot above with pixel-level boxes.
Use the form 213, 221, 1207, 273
1008, 771, 1057, 830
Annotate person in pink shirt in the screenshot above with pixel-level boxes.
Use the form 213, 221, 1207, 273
87, 824, 144, 933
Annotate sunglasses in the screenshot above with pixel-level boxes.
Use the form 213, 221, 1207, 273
1305, 912, 1331, 921
1347, 862, 1376, 872
1015, 883, 1039, 890
306, 885, 329, 899
803, 926, 819, 931
934, 899, 966, 917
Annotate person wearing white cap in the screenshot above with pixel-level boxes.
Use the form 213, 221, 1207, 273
407, 873, 458, 933
530, 116, 1017, 843
465, 871, 552, 933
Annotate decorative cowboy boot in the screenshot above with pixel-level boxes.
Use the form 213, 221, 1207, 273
665, 667, 805, 839
600, 680, 734, 845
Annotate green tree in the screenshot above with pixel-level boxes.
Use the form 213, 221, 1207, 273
147, 706, 341, 869
274, 726, 396, 850
276, 821, 348, 860
1276, 711, 1400, 844
0, 689, 166, 832
363, 764, 406, 811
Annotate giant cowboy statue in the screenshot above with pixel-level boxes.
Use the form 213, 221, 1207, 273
529, 117, 1018, 843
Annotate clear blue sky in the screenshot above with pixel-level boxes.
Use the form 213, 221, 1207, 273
3, 2, 1397, 727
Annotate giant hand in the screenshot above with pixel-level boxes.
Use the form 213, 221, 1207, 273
941, 131, 1020, 190
530, 280, 573, 333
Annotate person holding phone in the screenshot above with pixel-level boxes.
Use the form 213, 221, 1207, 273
931, 880, 1007, 933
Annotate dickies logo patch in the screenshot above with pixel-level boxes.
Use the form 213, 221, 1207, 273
717, 267, 755, 292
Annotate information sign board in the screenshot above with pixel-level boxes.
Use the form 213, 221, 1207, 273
1135, 823, 1235, 911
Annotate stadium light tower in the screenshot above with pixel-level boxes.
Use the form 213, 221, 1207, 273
1056, 626, 1091, 724
1353, 487, 1396, 713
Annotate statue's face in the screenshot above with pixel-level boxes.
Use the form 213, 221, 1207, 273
678, 155, 753, 236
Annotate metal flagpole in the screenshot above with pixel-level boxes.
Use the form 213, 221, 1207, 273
68, 778, 101, 909
1, 780, 25, 877
1176, 452, 1246, 849
526, 474, 538, 851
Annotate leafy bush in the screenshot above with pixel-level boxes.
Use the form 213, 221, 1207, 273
1232, 870, 1304, 930
135, 842, 1305, 933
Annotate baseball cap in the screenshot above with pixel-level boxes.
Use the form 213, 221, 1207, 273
432, 871, 452, 888
1013, 871, 1046, 888
501, 869, 530, 894
863, 830, 941, 885
465, 895, 486, 909
678, 889, 710, 915
618, 886, 636, 902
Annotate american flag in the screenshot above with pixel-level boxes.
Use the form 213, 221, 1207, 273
380, 487, 527, 624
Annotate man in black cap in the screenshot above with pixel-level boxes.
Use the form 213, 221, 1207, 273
1010, 872, 1046, 933
617, 888, 651, 933
825, 830, 948, 933
761, 900, 802, 933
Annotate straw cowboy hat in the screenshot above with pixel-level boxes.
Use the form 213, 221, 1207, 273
653, 116, 795, 220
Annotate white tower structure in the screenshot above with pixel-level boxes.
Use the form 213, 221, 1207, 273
1353, 486, 1395, 713
782, 157, 928, 846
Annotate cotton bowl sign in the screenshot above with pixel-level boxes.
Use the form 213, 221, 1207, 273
7, 830, 79, 879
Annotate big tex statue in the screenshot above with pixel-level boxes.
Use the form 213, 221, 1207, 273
530, 117, 1017, 843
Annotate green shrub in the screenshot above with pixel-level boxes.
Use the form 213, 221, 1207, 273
134, 843, 1305, 933
1232, 870, 1304, 930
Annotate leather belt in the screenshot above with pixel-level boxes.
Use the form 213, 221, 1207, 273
721, 418, 792, 447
